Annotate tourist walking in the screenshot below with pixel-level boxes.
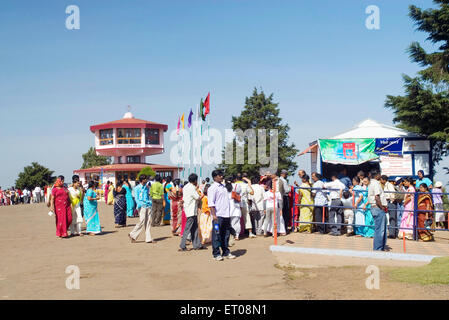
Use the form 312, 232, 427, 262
179, 173, 204, 251
104, 181, 110, 203
199, 184, 213, 244
68, 175, 84, 236
162, 176, 173, 225
279, 170, 291, 233
113, 180, 127, 228
107, 182, 114, 205
123, 180, 135, 218
51, 177, 72, 238
353, 176, 373, 238
83, 181, 102, 235
129, 175, 154, 243
208, 170, 235, 261
368, 171, 388, 251
168, 179, 183, 235
150, 175, 164, 226
229, 176, 243, 242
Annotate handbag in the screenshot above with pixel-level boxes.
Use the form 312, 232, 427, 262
231, 184, 241, 202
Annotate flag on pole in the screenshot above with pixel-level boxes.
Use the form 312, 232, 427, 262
181, 113, 185, 129
200, 99, 205, 121
177, 116, 180, 135
204, 92, 210, 118
187, 108, 193, 128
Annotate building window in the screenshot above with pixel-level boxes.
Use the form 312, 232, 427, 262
145, 128, 160, 145
157, 170, 173, 178
127, 156, 141, 164
99, 129, 114, 145
117, 128, 141, 144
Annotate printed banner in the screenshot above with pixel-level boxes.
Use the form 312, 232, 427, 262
318, 138, 378, 165
379, 154, 413, 176
375, 138, 403, 156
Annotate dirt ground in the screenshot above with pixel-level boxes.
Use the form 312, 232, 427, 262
0, 202, 448, 300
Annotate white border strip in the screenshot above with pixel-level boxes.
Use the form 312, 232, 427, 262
270, 245, 439, 262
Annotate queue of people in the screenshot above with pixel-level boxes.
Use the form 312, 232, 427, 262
0, 185, 47, 206
3, 168, 446, 255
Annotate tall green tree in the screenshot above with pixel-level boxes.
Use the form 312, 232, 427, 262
218, 88, 298, 178
15, 162, 55, 189
81, 147, 111, 169
385, 0, 449, 167
137, 167, 156, 180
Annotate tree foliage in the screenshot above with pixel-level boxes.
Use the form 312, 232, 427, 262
218, 88, 298, 178
15, 162, 55, 189
385, 1, 449, 165
81, 147, 111, 169
137, 167, 156, 180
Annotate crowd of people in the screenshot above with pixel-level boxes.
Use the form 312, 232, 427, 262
0, 185, 47, 206
2, 167, 447, 259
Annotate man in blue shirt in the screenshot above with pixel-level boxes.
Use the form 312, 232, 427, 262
337, 167, 352, 190
129, 175, 154, 243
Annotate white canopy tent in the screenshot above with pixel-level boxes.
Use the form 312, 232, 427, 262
302, 119, 432, 179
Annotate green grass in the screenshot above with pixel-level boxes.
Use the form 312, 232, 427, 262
389, 257, 449, 285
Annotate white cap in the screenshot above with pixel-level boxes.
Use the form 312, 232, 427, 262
395, 177, 402, 182
434, 181, 443, 188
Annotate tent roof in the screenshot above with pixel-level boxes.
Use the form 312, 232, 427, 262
329, 119, 423, 139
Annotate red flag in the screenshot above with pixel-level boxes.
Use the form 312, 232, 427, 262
204, 92, 210, 117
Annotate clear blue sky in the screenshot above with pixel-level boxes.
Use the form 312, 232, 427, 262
1, 0, 448, 187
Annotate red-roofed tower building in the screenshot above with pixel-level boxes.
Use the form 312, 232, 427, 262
74, 111, 181, 184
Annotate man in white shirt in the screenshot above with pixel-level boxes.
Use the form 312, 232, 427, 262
381, 175, 398, 239
279, 169, 291, 233
235, 173, 255, 238
323, 172, 345, 236
34, 186, 42, 203
248, 178, 266, 236
311, 172, 328, 234
368, 170, 388, 251
179, 173, 204, 251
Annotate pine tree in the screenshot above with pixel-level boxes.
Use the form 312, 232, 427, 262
81, 147, 111, 169
385, 1, 449, 165
218, 88, 298, 178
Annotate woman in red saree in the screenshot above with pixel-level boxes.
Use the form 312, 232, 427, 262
51, 178, 72, 238
417, 183, 434, 242
169, 179, 183, 235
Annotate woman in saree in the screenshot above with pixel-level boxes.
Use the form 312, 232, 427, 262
297, 175, 314, 233
68, 176, 84, 236
84, 180, 102, 235
113, 180, 127, 228
104, 181, 109, 203
354, 177, 375, 238
162, 176, 173, 225
51, 178, 72, 238
353, 176, 365, 236
169, 179, 183, 235
107, 182, 114, 205
199, 184, 213, 244
123, 180, 135, 218
417, 183, 434, 242
399, 177, 415, 240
